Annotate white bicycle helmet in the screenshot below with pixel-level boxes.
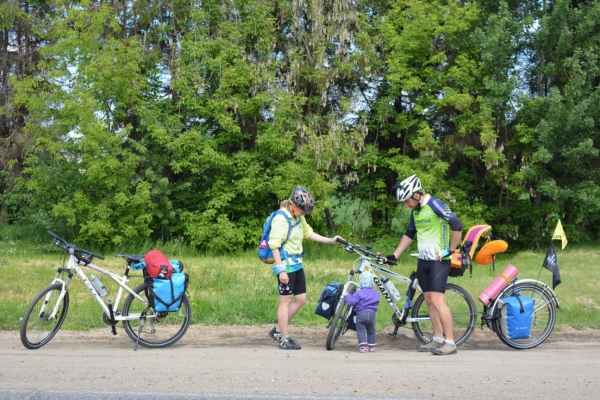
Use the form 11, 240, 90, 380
394, 174, 423, 202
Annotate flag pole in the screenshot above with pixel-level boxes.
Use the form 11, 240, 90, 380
535, 240, 552, 283
534, 220, 564, 290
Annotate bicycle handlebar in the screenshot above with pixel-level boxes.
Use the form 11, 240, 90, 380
336, 238, 397, 266
47, 231, 105, 262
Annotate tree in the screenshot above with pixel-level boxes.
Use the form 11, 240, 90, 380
0, 1, 54, 225
5, 0, 600, 250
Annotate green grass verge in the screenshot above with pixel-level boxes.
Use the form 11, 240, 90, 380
1, 239, 598, 332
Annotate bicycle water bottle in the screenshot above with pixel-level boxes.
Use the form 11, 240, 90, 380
381, 275, 401, 302
477, 264, 519, 305
90, 274, 108, 297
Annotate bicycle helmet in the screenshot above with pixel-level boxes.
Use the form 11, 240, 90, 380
359, 271, 374, 288
394, 174, 423, 202
290, 186, 314, 215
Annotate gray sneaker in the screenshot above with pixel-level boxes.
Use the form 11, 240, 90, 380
279, 337, 301, 350
268, 327, 281, 341
416, 339, 442, 352
431, 342, 457, 355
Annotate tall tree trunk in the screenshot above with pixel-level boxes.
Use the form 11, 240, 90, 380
324, 208, 334, 234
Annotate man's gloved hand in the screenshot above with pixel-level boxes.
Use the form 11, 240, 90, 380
384, 254, 397, 265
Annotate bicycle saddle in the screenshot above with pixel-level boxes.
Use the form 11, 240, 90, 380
115, 254, 145, 262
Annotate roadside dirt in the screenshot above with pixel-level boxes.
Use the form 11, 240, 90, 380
1, 325, 599, 399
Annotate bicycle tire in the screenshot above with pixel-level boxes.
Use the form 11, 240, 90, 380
491, 282, 556, 349
325, 296, 353, 350
122, 283, 192, 348
20, 283, 69, 349
411, 283, 476, 346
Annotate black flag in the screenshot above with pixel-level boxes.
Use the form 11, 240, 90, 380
542, 241, 561, 289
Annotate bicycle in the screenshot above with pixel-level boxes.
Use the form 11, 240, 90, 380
20, 231, 192, 351
325, 239, 477, 350
474, 241, 561, 349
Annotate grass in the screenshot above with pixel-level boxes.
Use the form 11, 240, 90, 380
1, 238, 599, 333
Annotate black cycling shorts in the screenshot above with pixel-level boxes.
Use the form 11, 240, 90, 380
277, 267, 307, 296
417, 259, 450, 293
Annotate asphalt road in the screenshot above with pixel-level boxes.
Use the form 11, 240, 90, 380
0, 390, 412, 400
1, 326, 599, 400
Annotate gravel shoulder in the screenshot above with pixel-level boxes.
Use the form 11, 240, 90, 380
1, 325, 599, 399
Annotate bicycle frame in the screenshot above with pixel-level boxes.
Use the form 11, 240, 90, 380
45, 253, 152, 322
341, 254, 428, 336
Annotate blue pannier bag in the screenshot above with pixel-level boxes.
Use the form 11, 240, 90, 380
315, 281, 342, 319
148, 272, 189, 312
499, 295, 535, 339
169, 260, 184, 273
258, 210, 301, 264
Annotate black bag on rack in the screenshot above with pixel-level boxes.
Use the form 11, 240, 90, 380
315, 281, 342, 319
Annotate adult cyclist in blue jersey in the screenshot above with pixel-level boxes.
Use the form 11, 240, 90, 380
385, 174, 463, 355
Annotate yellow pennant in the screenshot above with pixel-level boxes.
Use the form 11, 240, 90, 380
552, 219, 568, 250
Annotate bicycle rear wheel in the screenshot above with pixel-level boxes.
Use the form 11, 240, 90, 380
325, 296, 353, 350
20, 284, 69, 349
122, 283, 192, 348
491, 282, 556, 349
411, 283, 476, 346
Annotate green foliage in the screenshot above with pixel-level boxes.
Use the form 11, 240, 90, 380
2, 0, 600, 252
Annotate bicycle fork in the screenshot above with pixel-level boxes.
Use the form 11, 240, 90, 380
46, 269, 73, 320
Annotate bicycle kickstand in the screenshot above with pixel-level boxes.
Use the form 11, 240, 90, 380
134, 309, 148, 351
107, 300, 117, 336
388, 325, 401, 337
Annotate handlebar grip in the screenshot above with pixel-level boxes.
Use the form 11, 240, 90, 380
75, 248, 105, 261
48, 231, 105, 260
90, 251, 105, 260
383, 258, 398, 266
337, 238, 349, 246
75, 249, 105, 263
47, 230, 66, 243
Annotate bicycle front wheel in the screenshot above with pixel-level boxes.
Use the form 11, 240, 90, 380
411, 283, 477, 346
491, 282, 556, 349
325, 296, 353, 350
122, 283, 192, 348
20, 283, 69, 349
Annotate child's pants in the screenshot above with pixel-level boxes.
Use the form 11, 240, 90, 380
355, 310, 377, 346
